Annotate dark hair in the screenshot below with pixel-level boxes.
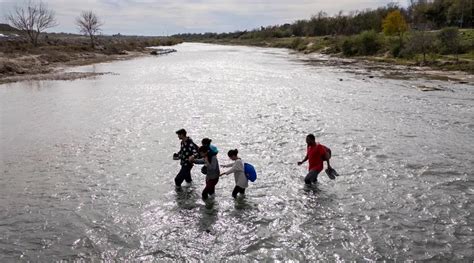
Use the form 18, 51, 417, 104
176, 129, 187, 136
201, 138, 212, 146
199, 145, 212, 159
198, 145, 209, 153
227, 149, 238, 157
306, 134, 315, 141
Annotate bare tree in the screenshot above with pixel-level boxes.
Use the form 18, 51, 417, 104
407, 29, 435, 64
76, 11, 103, 48
6, 1, 58, 46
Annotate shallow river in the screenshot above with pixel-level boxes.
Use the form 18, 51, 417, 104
1, 43, 473, 261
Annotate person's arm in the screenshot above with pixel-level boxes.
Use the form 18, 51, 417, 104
175, 142, 183, 159
297, 155, 308, 165
221, 164, 236, 176
221, 163, 233, 168
321, 146, 331, 169
190, 141, 199, 159
193, 158, 205, 165
324, 151, 331, 168
326, 159, 332, 169
221, 160, 241, 176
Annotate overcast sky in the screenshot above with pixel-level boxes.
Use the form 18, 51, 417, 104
0, 0, 405, 36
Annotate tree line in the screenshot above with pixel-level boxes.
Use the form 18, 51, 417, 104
174, 0, 473, 40
5, 1, 103, 47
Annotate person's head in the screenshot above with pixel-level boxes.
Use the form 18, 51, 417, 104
176, 129, 187, 140
227, 149, 239, 160
306, 134, 316, 145
198, 145, 209, 158
201, 138, 212, 146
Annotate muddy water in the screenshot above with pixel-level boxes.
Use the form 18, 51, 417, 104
1, 43, 473, 261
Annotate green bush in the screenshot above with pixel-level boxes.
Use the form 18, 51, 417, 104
357, 30, 382, 55
438, 27, 460, 54
391, 42, 403, 57
290, 37, 308, 51
341, 31, 382, 56
342, 38, 358, 56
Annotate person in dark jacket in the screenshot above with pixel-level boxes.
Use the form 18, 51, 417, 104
174, 129, 199, 187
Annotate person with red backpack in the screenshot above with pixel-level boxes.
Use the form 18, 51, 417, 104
297, 134, 338, 185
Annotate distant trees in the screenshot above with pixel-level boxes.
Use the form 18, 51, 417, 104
446, 0, 471, 28
408, 0, 473, 29
76, 11, 103, 48
6, 0, 58, 46
175, 0, 472, 43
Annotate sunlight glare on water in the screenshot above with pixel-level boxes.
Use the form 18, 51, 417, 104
0, 43, 473, 261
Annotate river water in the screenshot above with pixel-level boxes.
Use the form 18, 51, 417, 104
1, 43, 473, 261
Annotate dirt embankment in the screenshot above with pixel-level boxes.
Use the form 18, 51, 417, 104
0, 34, 182, 84
0, 51, 146, 84
298, 53, 474, 85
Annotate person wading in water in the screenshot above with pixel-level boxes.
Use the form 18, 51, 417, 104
173, 129, 199, 188
297, 134, 331, 185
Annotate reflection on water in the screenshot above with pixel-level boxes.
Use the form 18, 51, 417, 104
0, 43, 473, 261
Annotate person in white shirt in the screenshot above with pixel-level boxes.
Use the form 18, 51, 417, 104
220, 149, 248, 198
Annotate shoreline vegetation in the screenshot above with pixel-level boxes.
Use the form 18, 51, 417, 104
187, 30, 473, 73
184, 33, 473, 84
184, 29, 474, 74
0, 25, 182, 84
173, 1, 473, 81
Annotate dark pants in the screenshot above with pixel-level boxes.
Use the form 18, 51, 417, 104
304, 170, 320, 185
202, 178, 219, 200
232, 186, 246, 198
175, 165, 192, 186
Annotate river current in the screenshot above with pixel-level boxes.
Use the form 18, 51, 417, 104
1, 43, 473, 261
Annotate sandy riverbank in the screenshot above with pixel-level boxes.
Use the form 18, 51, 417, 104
0, 50, 149, 85
298, 52, 474, 86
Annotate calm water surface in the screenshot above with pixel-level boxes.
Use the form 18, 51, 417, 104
1, 43, 473, 261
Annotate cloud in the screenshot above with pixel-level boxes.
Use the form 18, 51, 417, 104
0, 0, 405, 35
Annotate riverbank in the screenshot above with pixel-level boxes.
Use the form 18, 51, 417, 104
0, 35, 182, 85
298, 52, 473, 87
0, 51, 145, 84
189, 31, 474, 75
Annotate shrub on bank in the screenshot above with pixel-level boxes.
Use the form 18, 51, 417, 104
289, 37, 309, 51
437, 27, 461, 55
401, 30, 436, 62
342, 38, 358, 56
342, 30, 382, 56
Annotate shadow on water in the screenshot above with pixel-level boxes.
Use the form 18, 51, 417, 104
300, 183, 322, 195
198, 199, 219, 233
233, 196, 252, 210
174, 185, 199, 210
